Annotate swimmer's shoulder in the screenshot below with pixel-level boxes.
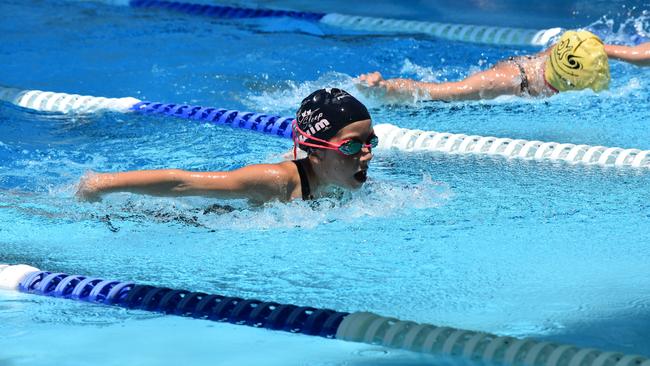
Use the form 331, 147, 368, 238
234, 160, 303, 202
247, 160, 300, 180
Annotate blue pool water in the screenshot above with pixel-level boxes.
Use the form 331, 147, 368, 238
1, 0, 650, 365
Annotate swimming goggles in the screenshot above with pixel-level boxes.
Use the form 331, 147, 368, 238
292, 120, 378, 158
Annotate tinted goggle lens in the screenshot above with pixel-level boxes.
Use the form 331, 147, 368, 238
338, 135, 379, 155
369, 135, 379, 148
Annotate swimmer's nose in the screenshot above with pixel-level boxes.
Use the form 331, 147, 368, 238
360, 147, 373, 163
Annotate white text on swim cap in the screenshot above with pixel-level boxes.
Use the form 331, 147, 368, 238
298, 119, 331, 142
297, 108, 332, 141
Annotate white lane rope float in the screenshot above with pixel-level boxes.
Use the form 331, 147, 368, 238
374, 124, 650, 168
319, 14, 562, 46
0, 86, 138, 113
1, 85, 649, 169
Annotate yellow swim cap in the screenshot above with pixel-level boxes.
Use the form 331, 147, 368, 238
544, 30, 611, 92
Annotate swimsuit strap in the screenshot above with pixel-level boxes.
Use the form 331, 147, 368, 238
293, 160, 312, 201
514, 61, 530, 94
507, 57, 530, 94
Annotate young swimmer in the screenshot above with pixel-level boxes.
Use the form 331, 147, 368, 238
357, 30, 650, 102
76, 88, 377, 204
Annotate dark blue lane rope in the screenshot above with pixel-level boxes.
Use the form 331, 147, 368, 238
20, 271, 134, 304
8, 264, 649, 366
131, 101, 294, 139
19, 271, 348, 338
129, 0, 325, 21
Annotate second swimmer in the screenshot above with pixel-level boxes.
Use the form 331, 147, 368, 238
358, 30, 650, 102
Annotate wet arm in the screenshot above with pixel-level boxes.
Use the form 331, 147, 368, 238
358, 72, 455, 102
604, 43, 650, 66
77, 166, 291, 203
358, 68, 520, 102
375, 78, 431, 101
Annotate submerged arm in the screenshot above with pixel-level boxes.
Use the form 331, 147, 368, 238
76, 165, 294, 203
604, 43, 650, 66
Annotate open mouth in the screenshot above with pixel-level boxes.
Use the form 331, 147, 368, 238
353, 170, 368, 183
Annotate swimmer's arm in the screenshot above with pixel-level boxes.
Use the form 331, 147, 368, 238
76, 166, 293, 203
604, 43, 650, 66
357, 72, 424, 102
358, 72, 459, 101
358, 72, 497, 101
374, 78, 431, 100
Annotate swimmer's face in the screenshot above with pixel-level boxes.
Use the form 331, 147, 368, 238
317, 119, 374, 189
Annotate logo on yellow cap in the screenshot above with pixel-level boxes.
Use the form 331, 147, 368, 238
544, 30, 611, 92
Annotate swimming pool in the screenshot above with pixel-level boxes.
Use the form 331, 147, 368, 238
1, 0, 650, 365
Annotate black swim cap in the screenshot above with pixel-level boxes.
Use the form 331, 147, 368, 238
295, 88, 371, 152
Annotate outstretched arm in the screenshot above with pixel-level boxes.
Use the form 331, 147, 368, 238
357, 72, 429, 102
76, 164, 295, 203
357, 66, 522, 102
604, 43, 650, 66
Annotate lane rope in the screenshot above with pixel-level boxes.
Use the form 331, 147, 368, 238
85, 0, 648, 46
1, 264, 649, 366
374, 124, 650, 168
0, 86, 138, 113
131, 100, 294, 138
2, 86, 649, 168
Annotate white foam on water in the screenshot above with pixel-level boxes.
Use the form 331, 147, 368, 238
585, 12, 650, 45
399, 59, 442, 83
208, 174, 450, 230
242, 71, 389, 112
75, 174, 452, 231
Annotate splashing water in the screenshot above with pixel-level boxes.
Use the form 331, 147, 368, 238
17, 174, 451, 231
199, 174, 451, 230
584, 11, 650, 45
399, 59, 442, 83
242, 71, 359, 114
243, 56, 530, 111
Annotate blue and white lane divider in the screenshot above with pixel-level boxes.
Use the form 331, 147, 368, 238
93, 0, 562, 46
0, 86, 139, 114
1, 264, 649, 366
0, 86, 294, 138
375, 124, 650, 169
2, 85, 650, 168
89, 0, 650, 46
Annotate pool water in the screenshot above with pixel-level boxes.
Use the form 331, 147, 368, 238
1, 0, 650, 365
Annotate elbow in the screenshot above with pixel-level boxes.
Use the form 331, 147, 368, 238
154, 169, 192, 193
168, 170, 192, 192
165, 169, 188, 184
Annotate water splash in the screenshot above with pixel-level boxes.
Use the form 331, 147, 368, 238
51, 174, 452, 231
197, 174, 452, 230
399, 59, 441, 83
585, 11, 650, 45
606, 77, 644, 98
242, 72, 358, 114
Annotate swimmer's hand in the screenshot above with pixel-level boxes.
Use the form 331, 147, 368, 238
76, 172, 104, 202
356, 72, 392, 99
357, 72, 422, 102
357, 72, 387, 88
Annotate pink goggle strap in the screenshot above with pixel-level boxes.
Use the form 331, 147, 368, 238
291, 120, 374, 158
292, 120, 343, 159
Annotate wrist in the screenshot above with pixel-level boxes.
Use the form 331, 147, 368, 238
91, 173, 114, 193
